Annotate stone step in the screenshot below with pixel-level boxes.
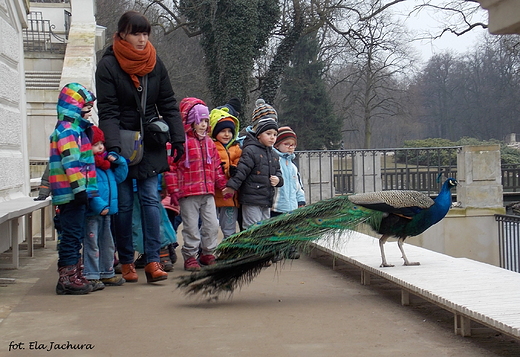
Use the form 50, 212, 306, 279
25, 71, 61, 90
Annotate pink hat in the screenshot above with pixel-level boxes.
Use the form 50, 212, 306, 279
186, 104, 209, 126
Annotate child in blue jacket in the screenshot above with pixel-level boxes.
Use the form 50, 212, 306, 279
271, 126, 306, 259
84, 126, 128, 290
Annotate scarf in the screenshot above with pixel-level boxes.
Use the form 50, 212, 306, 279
112, 35, 157, 88
95, 152, 111, 171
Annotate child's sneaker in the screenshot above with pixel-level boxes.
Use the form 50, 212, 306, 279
88, 279, 105, 292
199, 254, 216, 266
114, 263, 122, 274
184, 257, 201, 271
100, 276, 125, 286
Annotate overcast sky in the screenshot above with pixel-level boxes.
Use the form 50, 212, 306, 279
395, 2, 489, 62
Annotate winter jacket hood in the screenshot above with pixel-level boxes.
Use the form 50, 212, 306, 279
209, 107, 240, 149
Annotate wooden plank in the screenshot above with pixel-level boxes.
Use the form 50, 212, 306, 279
312, 231, 520, 339
0, 197, 51, 269
0, 197, 50, 225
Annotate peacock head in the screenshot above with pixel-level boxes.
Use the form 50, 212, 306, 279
445, 178, 458, 189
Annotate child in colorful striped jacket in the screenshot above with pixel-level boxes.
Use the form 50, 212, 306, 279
49, 83, 98, 295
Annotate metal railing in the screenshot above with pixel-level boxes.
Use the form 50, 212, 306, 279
23, 11, 70, 54
502, 165, 520, 193
296, 147, 460, 200
30, 0, 70, 3
495, 214, 520, 273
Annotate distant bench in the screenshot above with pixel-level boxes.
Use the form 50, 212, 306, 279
311, 232, 520, 339
0, 196, 52, 269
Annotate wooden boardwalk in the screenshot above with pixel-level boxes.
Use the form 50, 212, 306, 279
312, 231, 520, 339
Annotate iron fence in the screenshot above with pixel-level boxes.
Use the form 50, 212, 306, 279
296, 147, 460, 199
495, 214, 520, 273
502, 165, 520, 193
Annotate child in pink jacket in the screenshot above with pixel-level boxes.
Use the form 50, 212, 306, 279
167, 98, 227, 271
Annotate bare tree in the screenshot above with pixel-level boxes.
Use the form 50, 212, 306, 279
326, 0, 417, 149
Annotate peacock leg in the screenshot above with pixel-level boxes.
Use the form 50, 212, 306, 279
379, 235, 394, 267
398, 238, 420, 266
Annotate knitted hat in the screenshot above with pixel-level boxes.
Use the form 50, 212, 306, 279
212, 118, 236, 138
227, 97, 242, 115
179, 97, 207, 126
251, 98, 277, 123
186, 103, 209, 126
254, 118, 278, 137
91, 126, 105, 144
275, 126, 297, 146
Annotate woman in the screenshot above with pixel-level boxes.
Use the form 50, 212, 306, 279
96, 11, 184, 283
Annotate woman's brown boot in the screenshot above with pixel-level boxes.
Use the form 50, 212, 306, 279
121, 263, 138, 283
144, 262, 168, 283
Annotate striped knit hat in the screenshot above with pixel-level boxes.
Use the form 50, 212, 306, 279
275, 126, 297, 146
251, 98, 277, 123
253, 118, 278, 137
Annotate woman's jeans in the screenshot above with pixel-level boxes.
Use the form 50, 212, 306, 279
57, 201, 86, 267
83, 215, 116, 279
115, 176, 161, 264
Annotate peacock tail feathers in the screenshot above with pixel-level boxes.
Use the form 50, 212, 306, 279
177, 195, 384, 299
218, 195, 383, 258
177, 254, 275, 300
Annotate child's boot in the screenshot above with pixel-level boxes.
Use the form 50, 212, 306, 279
168, 242, 178, 264
160, 247, 173, 272
56, 265, 93, 295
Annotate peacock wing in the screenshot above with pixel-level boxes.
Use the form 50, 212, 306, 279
349, 190, 434, 217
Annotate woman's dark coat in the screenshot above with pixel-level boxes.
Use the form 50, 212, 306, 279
96, 46, 184, 180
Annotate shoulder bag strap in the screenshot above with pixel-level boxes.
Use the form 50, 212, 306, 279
132, 74, 148, 132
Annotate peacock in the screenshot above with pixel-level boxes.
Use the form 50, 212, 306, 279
177, 178, 458, 299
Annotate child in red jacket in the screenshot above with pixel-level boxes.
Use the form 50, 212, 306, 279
167, 98, 227, 271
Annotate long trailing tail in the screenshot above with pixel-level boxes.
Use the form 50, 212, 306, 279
177, 195, 382, 299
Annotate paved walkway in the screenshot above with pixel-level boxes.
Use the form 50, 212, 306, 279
1, 240, 520, 357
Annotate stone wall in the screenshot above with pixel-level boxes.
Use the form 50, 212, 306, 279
0, 0, 29, 200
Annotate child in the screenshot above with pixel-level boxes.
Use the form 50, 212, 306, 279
217, 97, 242, 118
49, 83, 98, 295
133, 175, 178, 272
209, 107, 242, 239
271, 126, 306, 259
84, 126, 128, 290
222, 99, 284, 229
168, 98, 227, 271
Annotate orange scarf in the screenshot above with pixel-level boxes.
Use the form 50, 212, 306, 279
112, 35, 157, 88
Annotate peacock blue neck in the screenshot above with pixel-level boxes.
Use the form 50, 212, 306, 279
430, 180, 455, 224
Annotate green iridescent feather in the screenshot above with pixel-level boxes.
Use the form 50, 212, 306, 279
177, 195, 383, 299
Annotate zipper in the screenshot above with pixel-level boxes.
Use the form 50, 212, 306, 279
199, 139, 209, 193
